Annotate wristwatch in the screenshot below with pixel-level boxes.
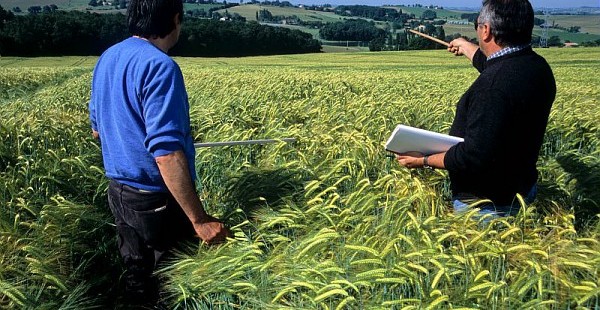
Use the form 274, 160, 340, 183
423, 155, 434, 170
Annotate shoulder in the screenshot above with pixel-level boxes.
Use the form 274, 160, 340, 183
141, 59, 183, 88
127, 46, 182, 84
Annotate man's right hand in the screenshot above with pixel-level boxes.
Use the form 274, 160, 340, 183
448, 38, 479, 61
156, 150, 232, 245
193, 215, 230, 245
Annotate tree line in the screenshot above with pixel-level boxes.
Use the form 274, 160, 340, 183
173, 18, 321, 56
333, 5, 413, 25
319, 19, 385, 42
318, 18, 450, 51
0, 6, 320, 57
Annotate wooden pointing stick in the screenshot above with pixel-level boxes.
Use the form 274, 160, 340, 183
408, 29, 450, 47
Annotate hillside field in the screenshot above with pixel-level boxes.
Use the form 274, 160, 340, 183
545, 14, 600, 35
2, 1, 599, 44
0, 0, 90, 10
217, 4, 345, 23
225, 5, 600, 44
1, 48, 599, 309
386, 5, 472, 19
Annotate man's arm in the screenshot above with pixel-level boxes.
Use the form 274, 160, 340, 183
396, 152, 446, 169
448, 38, 479, 62
155, 150, 229, 244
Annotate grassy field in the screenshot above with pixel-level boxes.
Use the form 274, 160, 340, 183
386, 5, 473, 19
183, 3, 224, 12
217, 4, 346, 23
2, 1, 599, 45
543, 15, 600, 36
0, 0, 90, 10
0, 48, 599, 309
0, 0, 219, 13
215, 5, 600, 45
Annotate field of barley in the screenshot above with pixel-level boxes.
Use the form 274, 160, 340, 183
1, 48, 599, 309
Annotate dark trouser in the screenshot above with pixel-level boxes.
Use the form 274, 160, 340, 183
107, 179, 195, 303
452, 184, 538, 217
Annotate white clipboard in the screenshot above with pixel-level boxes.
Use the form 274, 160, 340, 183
385, 124, 463, 155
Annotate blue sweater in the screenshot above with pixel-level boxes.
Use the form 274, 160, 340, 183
89, 37, 196, 192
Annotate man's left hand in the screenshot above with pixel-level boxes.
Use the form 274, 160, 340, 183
396, 152, 424, 169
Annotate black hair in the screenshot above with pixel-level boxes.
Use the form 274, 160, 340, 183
127, 0, 183, 39
480, 0, 534, 46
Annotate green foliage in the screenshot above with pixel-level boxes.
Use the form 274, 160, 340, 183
333, 5, 412, 24
319, 19, 385, 42
1, 48, 600, 308
421, 9, 437, 20
0, 10, 128, 56
0, 10, 320, 57
0, 67, 117, 308
173, 19, 321, 56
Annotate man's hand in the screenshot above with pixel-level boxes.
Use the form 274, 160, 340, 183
156, 150, 231, 246
396, 152, 447, 170
193, 215, 230, 245
448, 38, 479, 61
92, 129, 99, 140
396, 152, 424, 169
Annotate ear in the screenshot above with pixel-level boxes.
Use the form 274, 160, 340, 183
481, 23, 494, 43
173, 13, 180, 26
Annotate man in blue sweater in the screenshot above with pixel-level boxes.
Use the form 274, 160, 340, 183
396, 0, 556, 217
89, 0, 229, 304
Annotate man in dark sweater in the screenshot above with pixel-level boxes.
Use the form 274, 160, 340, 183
396, 0, 556, 216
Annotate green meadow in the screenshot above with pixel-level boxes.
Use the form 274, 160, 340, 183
1, 48, 599, 308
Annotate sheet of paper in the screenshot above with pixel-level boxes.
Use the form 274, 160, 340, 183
384, 124, 464, 155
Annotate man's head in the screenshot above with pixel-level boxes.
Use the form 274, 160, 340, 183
478, 0, 534, 47
127, 0, 183, 39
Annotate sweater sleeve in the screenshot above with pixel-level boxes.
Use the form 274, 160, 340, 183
444, 88, 511, 174
88, 72, 98, 131
472, 48, 487, 73
140, 60, 189, 158
89, 101, 97, 131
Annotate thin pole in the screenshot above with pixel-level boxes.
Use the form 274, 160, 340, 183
408, 29, 450, 47
194, 138, 297, 148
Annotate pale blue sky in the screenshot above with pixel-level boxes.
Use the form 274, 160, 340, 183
285, 0, 599, 9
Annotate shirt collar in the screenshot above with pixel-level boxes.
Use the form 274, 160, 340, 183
487, 44, 530, 60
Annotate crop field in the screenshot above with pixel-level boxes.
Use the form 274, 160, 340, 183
386, 5, 472, 19
544, 15, 600, 36
1, 48, 599, 309
0, 0, 95, 10
218, 4, 346, 23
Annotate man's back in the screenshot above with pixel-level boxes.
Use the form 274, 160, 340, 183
89, 37, 196, 192
445, 47, 556, 205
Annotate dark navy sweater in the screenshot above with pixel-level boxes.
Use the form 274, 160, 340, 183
89, 37, 196, 192
444, 47, 556, 205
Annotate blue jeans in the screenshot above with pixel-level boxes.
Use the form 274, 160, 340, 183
452, 184, 537, 218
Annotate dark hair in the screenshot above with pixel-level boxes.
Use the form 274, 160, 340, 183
479, 0, 534, 46
127, 0, 183, 39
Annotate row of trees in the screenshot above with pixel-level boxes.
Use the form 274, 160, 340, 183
333, 5, 414, 24
0, 7, 320, 56
319, 19, 384, 42
184, 3, 240, 19
579, 39, 600, 47
318, 18, 449, 52
249, 0, 294, 7
0, 10, 129, 56
173, 18, 321, 56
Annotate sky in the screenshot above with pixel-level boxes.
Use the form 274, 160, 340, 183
286, 0, 600, 9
